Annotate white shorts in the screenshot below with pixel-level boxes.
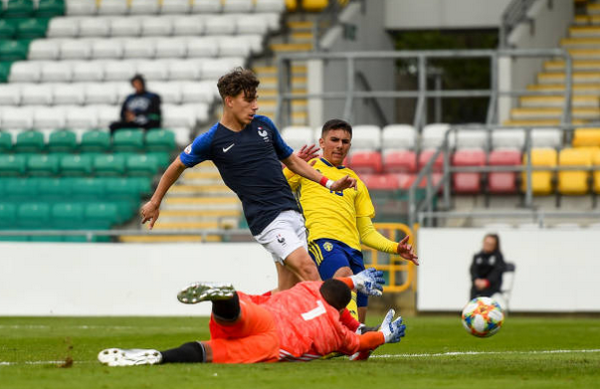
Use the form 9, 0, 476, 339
253, 210, 308, 264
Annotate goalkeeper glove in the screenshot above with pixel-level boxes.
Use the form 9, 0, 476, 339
379, 309, 406, 344
350, 268, 385, 297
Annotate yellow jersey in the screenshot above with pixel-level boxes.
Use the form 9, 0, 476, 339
285, 157, 375, 251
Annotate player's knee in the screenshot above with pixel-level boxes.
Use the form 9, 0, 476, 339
298, 261, 320, 281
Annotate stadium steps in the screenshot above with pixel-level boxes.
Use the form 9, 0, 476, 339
543, 59, 600, 71
519, 95, 599, 108
503, 119, 587, 126
510, 107, 600, 121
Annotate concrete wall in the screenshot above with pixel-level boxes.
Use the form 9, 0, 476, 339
384, 0, 512, 30
498, 0, 574, 122
417, 228, 600, 312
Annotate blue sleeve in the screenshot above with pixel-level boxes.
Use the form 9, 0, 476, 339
259, 116, 293, 160
179, 128, 215, 167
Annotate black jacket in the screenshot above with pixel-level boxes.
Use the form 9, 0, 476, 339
120, 91, 162, 129
470, 250, 505, 299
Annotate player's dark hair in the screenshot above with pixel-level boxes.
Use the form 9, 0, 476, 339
321, 119, 352, 138
130, 74, 146, 89
217, 67, 260, 101
319, 279, 351, 310
484, 233, 501, 252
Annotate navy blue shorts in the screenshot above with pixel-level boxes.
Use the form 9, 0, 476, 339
308, 238, 368, 307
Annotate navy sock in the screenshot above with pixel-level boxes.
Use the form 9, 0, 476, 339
160, 342, 206, 363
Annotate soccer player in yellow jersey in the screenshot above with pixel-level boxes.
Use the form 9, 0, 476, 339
284, 119, 419, 323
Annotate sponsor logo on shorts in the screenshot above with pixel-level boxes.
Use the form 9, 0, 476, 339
323, 241, 333, 252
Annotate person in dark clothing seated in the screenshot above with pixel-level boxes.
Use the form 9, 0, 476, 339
110, 74, 161, 133
470, 233, 506, 300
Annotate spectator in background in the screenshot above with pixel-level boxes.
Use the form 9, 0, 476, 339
470, 233, 506, 300
110, 74, 162, 134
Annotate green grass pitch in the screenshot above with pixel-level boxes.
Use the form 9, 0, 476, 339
1, 315, 599, 389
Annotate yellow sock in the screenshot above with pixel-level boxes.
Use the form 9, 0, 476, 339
346, 291, 359, 322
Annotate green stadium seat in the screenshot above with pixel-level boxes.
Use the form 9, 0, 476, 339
0, 40, 29, 61
80, 131, 110, 152
104, 177, 140, 221
113, 129, 144, 152
3, 177, 36, 201
0, 132, 13, 152
0, 154, 26, 176
147, 151, 170, 168
48, 130, 76, 153
71, 177, 105, 200
0, 203, 17, 229
0, 61, 13, 82
126, 154, 159, 177
84, 202, 118, 229
132, 176, 152, 196
60, 154, 93, 176
52, 202, 84, 229
0, 20, 17, 39
36, 177, 72, 201
26, 154, 59, 176
17, 202, 50, 229
145, 129, 176, 152
35, 0, 65, 17
93, 154, 125, 176
14, 131, 44, 153
15, 18, 48, 39
4, 0, 35, 18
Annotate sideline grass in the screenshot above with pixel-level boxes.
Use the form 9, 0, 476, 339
1, 316, 599, 389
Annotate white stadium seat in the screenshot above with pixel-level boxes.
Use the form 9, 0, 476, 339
181, 81, 215, 104
163, 104, 197, 128
218, 37, 251, 57
21, 84, 54, 105
123, 38, 156, 58
262, 13, 282, 31
237, 15, 270, 35
0, 84, 21, 105
224, 0, 254, 13
136, 61, 169, 81
85, 83, 119, 105
168, 60, 202, 80
149, 82, 181, 104
72, 61, 104, 82
78, 17, 110, 37
161, 0, 191, 14
205, 16, 236, 35
455, 129, 488, 150
1, 107, 33, 129
255, 0, 285, 13
492, 129, 526, 150
110, 17, 142, 37
28, 39, 60, 60
98, 0, 129, 15
115, 83, 133, 102
33, 107, 66, 129
155, 38, 186, 58
352, 125, 381, 150
191, 0, 222, 13
187, 37, 219, 57
47, 17, 79, 38
202, 58, 245, 79
531, 128, 562, 149
421, 123, 452, 150
282, 126, 314, 151
66, 0, 97, 16
53, 84, 86, 105
92, 39, 124, 59
60, 39, 92, 59
65, 106, 99, 129
239, 35, 264, 55
41, 61, 73, 82
9, 61, 41, 83
172, 16, 205, 36
104, 60, 137, 81
382, 124, 417, 150
130, 0, 160, 15
142, 17, 173, 37
191, 103, 210, 123
95, 105, 120, 128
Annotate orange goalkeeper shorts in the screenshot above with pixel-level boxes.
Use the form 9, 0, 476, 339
207, 293, 280, 364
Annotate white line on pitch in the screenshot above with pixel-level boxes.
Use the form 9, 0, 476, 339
371, 349, 600, 358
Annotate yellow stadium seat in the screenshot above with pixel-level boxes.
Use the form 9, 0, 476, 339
558, 148, 593, 195
285, 0, 298, 11
572, 128, 600, 147
522, 148, 557, 195
302, 0, 328, 12
592, 149, 600, 193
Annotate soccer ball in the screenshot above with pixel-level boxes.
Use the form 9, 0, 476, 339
461, 297, 504, 338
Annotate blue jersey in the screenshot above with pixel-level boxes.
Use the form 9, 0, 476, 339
179, 115, 300, 235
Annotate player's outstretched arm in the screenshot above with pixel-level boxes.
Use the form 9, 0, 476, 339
141, 157, 187, 229
357, 217, 419, 265
349, 268, 385, 297
282, 153, 357, 191
379, 309, 406, 343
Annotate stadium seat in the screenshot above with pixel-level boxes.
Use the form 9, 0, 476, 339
487, 149, 521, 194
0, 40, 29, 61
531, 128, 562, 149
96, 105, 120, 128
65, 0, 97, 15
0, 154, 26, 176
8, 60, 40, 82
53, 83, 85, 105
558, 148, 592, 195
3, 177, 36, 200
4, 0, 35, 18
146, 151, 170, 168
93, 154, 126, 176
352, 125, 382, 150
84, 202, 118, 229
172, 16, 204, 36
572, 128, 600, 148
80, 131, 111, 152
381, 124, 416, 151
130, 0, 160, 15
33, 107, 65, 129
28, 39, 60, 60
149, 82, 181, 103
123, 38, 156, 59
36, 177, 71, 201
36, 0, 66, 17
181, 81, 214, 103
169, 59, 202, 80
521, 148, 557, 195
126, 154, 159, 177
492, 129, 526, 150
455, 129, 488, 150
136, 61, 169, 80
161, 0, 191, 14
60, 154, 93, 176
71, 61, 104, 82
237, 15, 270, 35
51, 202, 84, 229
1, 106, 33, 129
47, 17, 78, 37
79, 18, 110, 37
71, 177, 105, 200
15, 131, 44, 152
382, 150, 417, 173
224, 0, 254, 13
85, 83, 118, 105
65, 106, 99, 129
146, 129, 176, 152
0, 203, 17, 229
40, 60, 72, 82
104, 60, 136, 81
421, 123, 451, 150
360, 173, 400, 190
98, 0, 129, 15
0, 132, 12, 152
302, 0, 328, 11
18, 202, 51, 230
418, 150, 444, 172
27, 154, 60, 176
592, 150, 600, 194
348, 151, 382, 174
0, 84, 21, 105
110, 17, 141, 37
255, 0, 286, 13
452, 149, 486, 194
0, 20, 17, 39
162, 104, 197, 129
191, 0, 222, 13
60, 39, 92, 59
281, 126, 313, 151
218, 37, 252, 58
113, 129, 144, 152
21, 83, 53, 105
48, 130, 77, 153
205, 16, 236, 35
15, 18, 48, 39
141, 18, 173, 37
187, 37, 220, 58
0, 60, 14, 82
92, 39, 124, 59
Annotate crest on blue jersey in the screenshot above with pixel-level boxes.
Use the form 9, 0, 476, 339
257, 126, 269, 142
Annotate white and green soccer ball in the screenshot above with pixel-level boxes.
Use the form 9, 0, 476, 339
461, 297, 504, 338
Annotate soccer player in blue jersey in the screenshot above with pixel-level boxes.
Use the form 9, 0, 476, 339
140, 68, 357, 292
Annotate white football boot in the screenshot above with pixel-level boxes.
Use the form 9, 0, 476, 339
177, 282, 236, 304
98, 348, 162, 366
